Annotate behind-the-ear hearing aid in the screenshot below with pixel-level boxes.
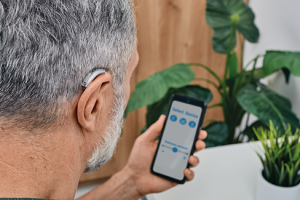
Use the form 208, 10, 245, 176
81, 69, 106, 90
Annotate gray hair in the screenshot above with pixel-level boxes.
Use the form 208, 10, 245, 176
0, 0, 137, 131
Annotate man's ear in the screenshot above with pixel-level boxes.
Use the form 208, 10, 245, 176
77, 73, 112, 132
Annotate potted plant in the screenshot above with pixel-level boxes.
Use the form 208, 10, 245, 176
253, 121, 300, 200
124, 0, 300, 147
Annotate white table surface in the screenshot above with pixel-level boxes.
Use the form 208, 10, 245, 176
75, 142, 263, 200
147, 142, 263, 200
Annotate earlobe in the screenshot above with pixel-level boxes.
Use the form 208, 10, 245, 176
77, 74, 111, 132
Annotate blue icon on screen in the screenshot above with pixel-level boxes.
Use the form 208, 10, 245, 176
189, 121, 196, 128
172, 147, 178, 153
170, 115, 177, 122
183, 157, 186, 160
179, 118, 187, 125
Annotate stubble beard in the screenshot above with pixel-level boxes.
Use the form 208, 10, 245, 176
84, 83, 126, 173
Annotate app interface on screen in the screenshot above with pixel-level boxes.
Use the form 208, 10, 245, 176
153, 101, 202, 180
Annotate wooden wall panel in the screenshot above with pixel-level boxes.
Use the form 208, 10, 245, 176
134, 0, 225, 133
79, 0, 243, 185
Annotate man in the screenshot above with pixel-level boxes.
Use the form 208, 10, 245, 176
0, 0, 207, 199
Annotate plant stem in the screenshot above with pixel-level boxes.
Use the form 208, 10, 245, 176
188, 63, 228, 96
239, 33, 244, 71
236, 131, 243, 143
235, 112, 250, 143
245, 112, 250, 128
243, 54, 265, 70
248, 56, 258, 83
224, 97, 246, 144
224, 21, 237, 81
195, 78, 220, 92
188, 63, 222, 84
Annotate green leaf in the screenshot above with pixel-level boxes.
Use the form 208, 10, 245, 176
206, 0, 259, 54
237, 84, 300, 133
227, 52, 239, 87
146, 85, 212, 128
254, 122, 300, 186
263, 51, 300, 80
245, 68, 267, 80
203, 122, 228, 147
282, 68, 291, 83
242, 120, 269, 141
294, 175, 300, 185
124, 63, 195, 117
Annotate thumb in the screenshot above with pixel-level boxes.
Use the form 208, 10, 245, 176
143, 115, 166, 141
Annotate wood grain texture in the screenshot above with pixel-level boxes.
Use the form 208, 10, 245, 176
79, 0, 244, 185
134, 0, 230, 131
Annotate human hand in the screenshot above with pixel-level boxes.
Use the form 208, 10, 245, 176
124, 115, 207, 197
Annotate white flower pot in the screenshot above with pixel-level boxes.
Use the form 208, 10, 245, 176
256, 171, 300, 200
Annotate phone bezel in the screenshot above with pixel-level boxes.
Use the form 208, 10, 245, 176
150, 94, 207, 184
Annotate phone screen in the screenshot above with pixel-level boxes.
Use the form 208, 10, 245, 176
152, 100, 203, 181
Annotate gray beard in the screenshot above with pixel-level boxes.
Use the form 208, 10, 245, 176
84, 85, 125, 173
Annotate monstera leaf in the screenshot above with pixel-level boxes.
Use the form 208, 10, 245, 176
237, 84, 300, 133
124, 63, 195, 117
203, 122, 229, 147
263, 51, 300, 83
206, 0, 259, 54
146, 85, 212, 129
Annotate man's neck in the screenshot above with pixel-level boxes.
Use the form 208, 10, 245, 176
0, 127, 85, 199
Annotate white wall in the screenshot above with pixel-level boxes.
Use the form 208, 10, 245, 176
243, 0, 300, 128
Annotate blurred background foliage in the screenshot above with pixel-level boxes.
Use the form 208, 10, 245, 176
125, 0, 300, 147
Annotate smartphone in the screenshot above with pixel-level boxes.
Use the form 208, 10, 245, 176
150, 94, 207, 184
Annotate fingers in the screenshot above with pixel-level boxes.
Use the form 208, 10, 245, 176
198, 130, 207, 140
143, 115, 166, 141
184, 156, 199, 181
184, 168, 194, 181
188, 155, 199, 167
194, 140, 206, 153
